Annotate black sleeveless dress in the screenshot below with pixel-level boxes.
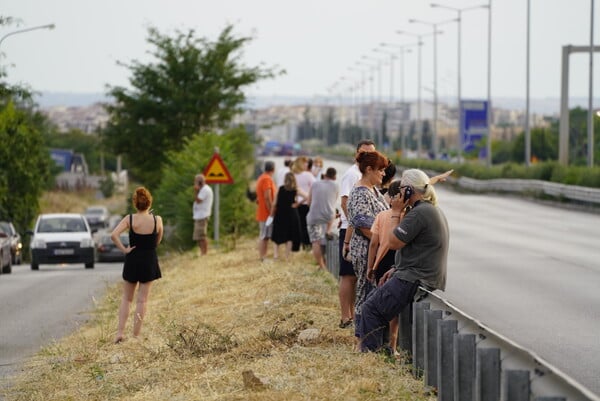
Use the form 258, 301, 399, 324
122, 214, 162, 283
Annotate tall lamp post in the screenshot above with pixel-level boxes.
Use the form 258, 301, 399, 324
396, 30, 429, 157
357, 59, 378, 142
362, 54, 385, 149
381, 42, 416, 153
430, 3, 487, 160
409, 18, 456, 159
374, 46, 398, 150
0, 23, 56, 51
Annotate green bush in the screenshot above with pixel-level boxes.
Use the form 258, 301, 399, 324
154, 127, 257, 252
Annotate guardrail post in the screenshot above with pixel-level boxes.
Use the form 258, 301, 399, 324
412, 302, 430, 378
325, 236, 339, 278
437, 319, 458, 401
454, 333, 476, 401
533, 397, 565, 401
398, 302, 412, 354
476, 348, 501, 401
504, 370, 530, 401
424, 309, 443, 389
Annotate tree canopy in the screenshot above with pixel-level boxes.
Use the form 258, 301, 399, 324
103, 25, 282, 189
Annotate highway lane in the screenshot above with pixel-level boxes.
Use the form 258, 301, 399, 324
266, 155, 600, 396
0, 261, 122, 387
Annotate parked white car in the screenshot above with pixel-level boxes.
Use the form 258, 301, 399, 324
29, 213, 95, 270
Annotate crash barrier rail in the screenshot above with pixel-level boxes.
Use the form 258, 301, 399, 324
455, 177, 600, 206
324, 238, 599, 401
402, 290, 600, 401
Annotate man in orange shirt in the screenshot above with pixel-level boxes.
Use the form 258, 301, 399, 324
255, 160, 277, 261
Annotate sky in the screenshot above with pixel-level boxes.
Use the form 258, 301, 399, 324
2, 0, 599, 107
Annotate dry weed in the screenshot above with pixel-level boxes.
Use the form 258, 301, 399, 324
2, 240, 434, 401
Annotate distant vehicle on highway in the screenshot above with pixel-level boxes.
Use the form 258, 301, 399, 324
83, 205, 110, 232
0, 227, 12, 274
28, 213, 95, 270
0, 221, 22, 265
96, 233, 128, 263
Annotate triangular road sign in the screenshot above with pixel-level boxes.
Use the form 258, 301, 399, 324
203, 153, 234, 184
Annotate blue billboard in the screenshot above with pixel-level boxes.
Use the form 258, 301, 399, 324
460, 100, 489, 156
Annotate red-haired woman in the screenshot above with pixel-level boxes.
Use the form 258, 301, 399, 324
111, 186, 163, 343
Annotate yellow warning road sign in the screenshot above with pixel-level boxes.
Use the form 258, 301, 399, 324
203, 153, 234, 184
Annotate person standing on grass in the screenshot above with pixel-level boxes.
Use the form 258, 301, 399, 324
111, 186, 163, 344
271, 172, 306, 261
345, 151, 390, 341
192, 173, 213, 256
256, 160, 277, 261
338, 139, 376, 329
306, 167, 338, 270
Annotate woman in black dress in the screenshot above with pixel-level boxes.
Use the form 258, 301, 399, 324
270, 172, 306, 260
111, 186, 163, 343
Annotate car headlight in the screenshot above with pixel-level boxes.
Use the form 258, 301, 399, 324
81, 238, 94, 248
31, 238, 47, 249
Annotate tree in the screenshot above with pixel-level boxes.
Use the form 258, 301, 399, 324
153, 126, 256, 250
0, 17, 53, 233
103, 25, 282, 189
0, 101, 52, 231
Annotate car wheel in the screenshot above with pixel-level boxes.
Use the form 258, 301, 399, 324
85, 261, 94, 269
2, 257, 11, 274
31, 263, 39, 270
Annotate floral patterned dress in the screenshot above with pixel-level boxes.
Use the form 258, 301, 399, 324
347, 185, 389, 333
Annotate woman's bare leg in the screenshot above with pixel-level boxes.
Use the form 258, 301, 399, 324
116, 281, 136, 342
133, 281, 153, 337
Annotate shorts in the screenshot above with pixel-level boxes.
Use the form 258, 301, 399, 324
338, 228, 355, 277
193, 218, 208, 240
307, 223, 327, 243
259, 221, 273, 240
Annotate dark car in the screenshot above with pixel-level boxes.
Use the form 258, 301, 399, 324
96, 233, 128, 263
0, 221, 23, 265
0, 229, 12, 274
83, 205, 110, 232
29, 213, 95, 270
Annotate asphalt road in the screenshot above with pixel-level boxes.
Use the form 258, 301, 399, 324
0, 261, 121, 388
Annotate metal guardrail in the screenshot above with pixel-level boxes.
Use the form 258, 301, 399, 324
456, 177, 600, 205
405, 289, 600, 401
324, 238, 599, 401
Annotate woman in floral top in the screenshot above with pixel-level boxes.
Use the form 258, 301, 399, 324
346, 151, 390, 340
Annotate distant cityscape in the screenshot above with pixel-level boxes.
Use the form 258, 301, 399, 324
37, 91, 599, 151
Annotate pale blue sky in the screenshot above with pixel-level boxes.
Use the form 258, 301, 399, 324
1, 0, 598, 104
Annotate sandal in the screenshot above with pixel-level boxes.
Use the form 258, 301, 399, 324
338, 319, 353, 328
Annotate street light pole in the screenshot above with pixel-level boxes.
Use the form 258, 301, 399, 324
430, 3, 487, 160
363, 54, 385, 149
397, 30, 429, 157
526, 0, 531, 166
588, 0, 595, 167
410, 18, 456, 159
486, 0, 493, 167
0, 23, 56, 50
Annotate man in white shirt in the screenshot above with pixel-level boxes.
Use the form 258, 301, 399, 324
337, 139, 376, 329
193, 174, 214, 255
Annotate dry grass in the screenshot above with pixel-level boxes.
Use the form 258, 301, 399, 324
40, 189, 127, 215
4, 192, 434, 401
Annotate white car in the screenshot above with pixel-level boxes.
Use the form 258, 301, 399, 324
29, 213, 95, 270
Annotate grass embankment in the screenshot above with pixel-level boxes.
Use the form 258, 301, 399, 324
3, 191, 433, 400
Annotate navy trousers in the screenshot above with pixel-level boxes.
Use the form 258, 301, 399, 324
358, 276, 419, 352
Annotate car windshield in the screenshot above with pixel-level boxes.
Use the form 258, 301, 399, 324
85, 208, 105, 215
38, 217, 87, 233
0, 222, 10, 234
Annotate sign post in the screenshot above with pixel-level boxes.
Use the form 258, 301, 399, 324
203, 149, 234, 247
459, 100, 489, 160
